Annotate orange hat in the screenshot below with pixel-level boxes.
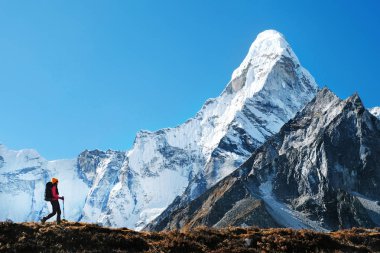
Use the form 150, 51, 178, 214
51, 178, 59, 184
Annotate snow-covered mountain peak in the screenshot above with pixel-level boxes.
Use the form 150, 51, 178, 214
145, 32, 318, 230
231, 29, 298, 86
247, 29, 291, 59
1, 30, 319, 230
255, 29, 285, 41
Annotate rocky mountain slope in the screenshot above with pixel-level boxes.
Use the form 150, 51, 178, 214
1, 221, 379, 253
90, 31, 316, 228
0, 30, 318, 229
80, 30, 317, 230
147, 88, 380, 231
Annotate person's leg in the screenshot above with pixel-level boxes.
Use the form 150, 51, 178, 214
42, 201, 57, 223
55, 201, 62, 223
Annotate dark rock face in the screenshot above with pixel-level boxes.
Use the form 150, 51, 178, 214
145, 171, 279, 230
262, 89, 380, 229
77, 150, 108, 185
147, 88, 380, 231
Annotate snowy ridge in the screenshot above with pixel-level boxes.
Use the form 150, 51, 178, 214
133, 30, 318, 229
232, 30, 297, 83
199, 29, 317, 186
0, 145, 43, 173
88, 30, 318, 229
369, 107, 380, 119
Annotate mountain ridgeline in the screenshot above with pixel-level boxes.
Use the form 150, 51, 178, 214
147, 88, 380, 231
0, 30, 379, 232
72, 30, 318, 230
0, 30, 318, 229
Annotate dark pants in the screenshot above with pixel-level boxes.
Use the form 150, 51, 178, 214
44, 200, 61, 222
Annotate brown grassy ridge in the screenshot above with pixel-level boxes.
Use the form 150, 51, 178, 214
0, 221, 379, 252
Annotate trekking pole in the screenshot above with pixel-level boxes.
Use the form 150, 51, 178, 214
62, 198, 66, 220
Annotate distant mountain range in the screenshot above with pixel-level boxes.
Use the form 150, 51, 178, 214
1, 30, 379, 231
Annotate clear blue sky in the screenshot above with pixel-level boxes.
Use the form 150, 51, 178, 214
0, 1, 379, 160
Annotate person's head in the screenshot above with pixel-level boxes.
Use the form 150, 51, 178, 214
51, 178, 59, 184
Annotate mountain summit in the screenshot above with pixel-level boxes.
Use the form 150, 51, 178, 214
0, 30, 318, 229
105, 29, 316, 229
231, 30, 297, 89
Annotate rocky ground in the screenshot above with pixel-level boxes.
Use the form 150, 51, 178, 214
0, 221, 379, 252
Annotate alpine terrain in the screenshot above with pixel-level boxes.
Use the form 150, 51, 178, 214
2, 221, 380, 252
147, 88, 380, 231
1, 30, 319, 229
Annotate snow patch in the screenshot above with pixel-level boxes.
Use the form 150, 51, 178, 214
135, 208, 166, 231
369, 107, 380, 119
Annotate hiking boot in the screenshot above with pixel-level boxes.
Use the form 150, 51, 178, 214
41, 218, 46, 224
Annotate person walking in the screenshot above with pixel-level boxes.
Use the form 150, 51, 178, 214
41, 178, 64, 224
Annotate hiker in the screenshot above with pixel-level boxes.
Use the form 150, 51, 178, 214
41, 178, 64, 224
